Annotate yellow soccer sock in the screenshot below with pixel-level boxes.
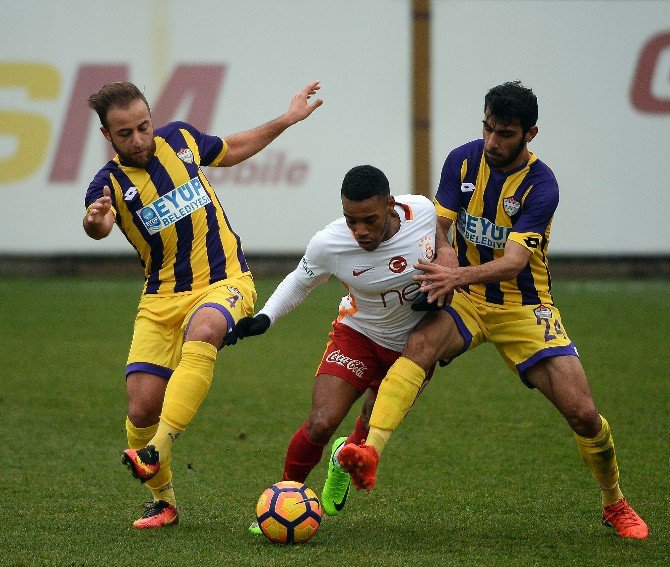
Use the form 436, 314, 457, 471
573, 414, 623, 506
150, 480, 176, 507
367, 357, 426, 454
149, 341, 218, 463
126, 417, 175, 504
125, 416, 157, 450
365, 426, 393, 455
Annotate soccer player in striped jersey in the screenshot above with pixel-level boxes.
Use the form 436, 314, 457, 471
224, 165, 437, 527
83, 80, 322, 528
338, 82, 648, 539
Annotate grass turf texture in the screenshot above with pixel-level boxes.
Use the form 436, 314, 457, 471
0, 276, 667, 566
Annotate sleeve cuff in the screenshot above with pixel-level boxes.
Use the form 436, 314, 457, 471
209, 139, 229, 167
434, 199, 458, 221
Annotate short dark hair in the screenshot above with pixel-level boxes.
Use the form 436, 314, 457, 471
341, 165, 390, 201
484, 81, 538, 133
87, 82, 150, 129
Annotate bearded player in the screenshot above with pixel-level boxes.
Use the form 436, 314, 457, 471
338, 82, 648, 540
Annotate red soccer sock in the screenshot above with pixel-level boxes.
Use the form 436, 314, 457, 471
347, 416, 368, 446
282, 421, 327, 482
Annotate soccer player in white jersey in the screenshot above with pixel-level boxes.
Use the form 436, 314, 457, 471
224, 165, 437, 524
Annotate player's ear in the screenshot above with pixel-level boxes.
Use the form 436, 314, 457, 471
526, 125, 538, 144
388, 195, 395, 209
101, 126, 111, 142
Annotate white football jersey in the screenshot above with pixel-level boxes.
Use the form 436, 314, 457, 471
260, 194, 436, 352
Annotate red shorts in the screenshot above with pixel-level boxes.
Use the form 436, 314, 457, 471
316, 322, 435, 394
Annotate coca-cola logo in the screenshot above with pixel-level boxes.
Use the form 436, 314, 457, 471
389, 256, 407, 273
325, 350, 367, 378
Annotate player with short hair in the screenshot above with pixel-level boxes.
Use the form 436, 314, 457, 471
225, 164, 438, 527
84, 80, 323, 528
338, 81, 648, 539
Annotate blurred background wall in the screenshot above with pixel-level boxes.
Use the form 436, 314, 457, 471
1, 0, 668, 274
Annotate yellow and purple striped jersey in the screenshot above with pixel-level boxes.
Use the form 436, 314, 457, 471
434, 139, 559, 306
85, 121, 250, 295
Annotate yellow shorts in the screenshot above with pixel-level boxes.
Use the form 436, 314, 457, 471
444, 290, 579, 387
126, 274, 256, 378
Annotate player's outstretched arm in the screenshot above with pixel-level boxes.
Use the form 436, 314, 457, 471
218, 81, 324, 167
83, 185, 115, 240
224, 314, 271, 346
413, 240, 532, 303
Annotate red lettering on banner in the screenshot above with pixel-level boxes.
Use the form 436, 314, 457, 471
49, 64, 226, 183
205, 150, 310, 186
151, 64, 226, 129
631, 31, 670, 114
49, 64, 128, 182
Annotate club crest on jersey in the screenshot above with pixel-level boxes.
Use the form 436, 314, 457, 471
503, 197, 521, 217
419, 235, 435, 260
137, 177, 211, 234
177, 148, 194, 164
389, 256, 407, 273
534, 304, 553, 319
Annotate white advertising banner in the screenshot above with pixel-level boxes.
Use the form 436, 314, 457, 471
1, 1, 668, 255
0, 0, 411, 254
432, 0, 670, 254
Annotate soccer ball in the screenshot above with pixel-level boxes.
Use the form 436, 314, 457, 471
255, 481, 323, 543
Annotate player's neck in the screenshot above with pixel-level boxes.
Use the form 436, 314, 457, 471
382, 210, 401, 243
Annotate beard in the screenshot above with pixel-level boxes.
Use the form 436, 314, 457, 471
113, 138, 157, 169
485, 137, 526, 170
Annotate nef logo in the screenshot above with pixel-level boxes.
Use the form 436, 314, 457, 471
325, 350, 367, 378
380, 282, 421, 307
389, 256, 407, 273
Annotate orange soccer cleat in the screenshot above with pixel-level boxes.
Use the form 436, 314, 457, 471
337, 442, 379, 491
121, 445, 160, 483
602, 498, 648, 539
133, 500, 179, 529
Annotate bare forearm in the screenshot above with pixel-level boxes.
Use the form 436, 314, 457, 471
220, 115, 293, 166
434, 218, 458, 267
454, 256, 524, 287
414, 240, 531, 301
219, 81, 323, 167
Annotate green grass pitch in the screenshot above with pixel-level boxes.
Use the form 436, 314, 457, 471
0, 276, 668, 566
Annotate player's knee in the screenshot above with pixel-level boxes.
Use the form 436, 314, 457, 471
404, 328, 443, 369
185, 324, 223, 348
127, 403, 160, 428
566, 404, 601, 438
305, 415, 337, 444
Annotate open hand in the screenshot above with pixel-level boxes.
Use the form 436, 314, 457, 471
286, 81, 324, 124
86, 185, 112, 225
